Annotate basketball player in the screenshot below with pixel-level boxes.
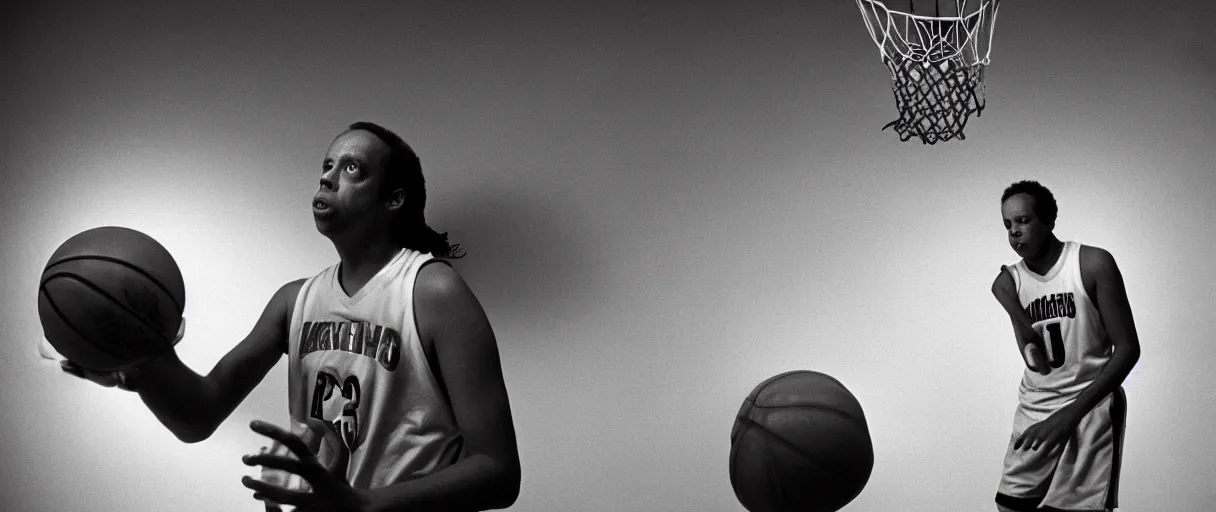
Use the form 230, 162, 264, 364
62, 122, 521, 511
988, 181, 1141, 512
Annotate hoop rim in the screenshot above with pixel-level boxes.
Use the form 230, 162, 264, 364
855, 0, 1000, 66
855, 0, 1000, 21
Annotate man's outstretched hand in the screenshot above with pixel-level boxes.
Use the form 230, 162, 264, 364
241, 420, 367, 512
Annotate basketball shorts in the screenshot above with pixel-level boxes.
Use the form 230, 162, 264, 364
995, 387, 1127, 511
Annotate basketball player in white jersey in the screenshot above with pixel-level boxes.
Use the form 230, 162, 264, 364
62, 122, 522, 511
988, 181, 1141, 512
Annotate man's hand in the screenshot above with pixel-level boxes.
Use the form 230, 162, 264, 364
1014, 325, 1051, 375
994, 267, 1050, 375
60, 360, 124, 387
241, 420, 367, 512
59, 319, 186, 391
1014, 406, 1083, 454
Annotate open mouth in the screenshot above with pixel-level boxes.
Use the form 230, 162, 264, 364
313, 198, 330, 211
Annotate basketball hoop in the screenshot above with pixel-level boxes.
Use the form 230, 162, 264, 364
855, 0, 1001, 144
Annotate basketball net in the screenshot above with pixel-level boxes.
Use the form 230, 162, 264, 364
854, 0, 1000, 144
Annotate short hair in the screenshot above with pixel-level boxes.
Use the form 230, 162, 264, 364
346, 121, 464, 258
1001, 180, 1058, 226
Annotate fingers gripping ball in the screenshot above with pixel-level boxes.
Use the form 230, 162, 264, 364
38, 226, 185, 371
730, 370, 874, 512
1023, 343, 1047, 374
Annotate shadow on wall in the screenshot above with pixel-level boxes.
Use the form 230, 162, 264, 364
428, 181, 605, 340
1185, 37, 1215, 84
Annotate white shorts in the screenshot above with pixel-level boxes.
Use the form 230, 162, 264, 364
996, 387, 1127, 511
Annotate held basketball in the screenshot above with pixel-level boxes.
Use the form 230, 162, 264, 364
1023, 343, 1050, 375
38, 226, 186, 372
730, 370, 873, 512
1023, 343, 1041, 369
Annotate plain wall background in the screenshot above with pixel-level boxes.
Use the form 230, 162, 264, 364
2, 1, 1213, 510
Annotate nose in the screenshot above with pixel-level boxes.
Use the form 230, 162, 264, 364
320, 171, 335, 191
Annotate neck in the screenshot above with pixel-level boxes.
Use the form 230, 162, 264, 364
332, 233, 400, 294
1025, 237, 1065, 275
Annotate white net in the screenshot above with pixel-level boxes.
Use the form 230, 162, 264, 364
854, 0, 1001, 144
856, 0, 999, 66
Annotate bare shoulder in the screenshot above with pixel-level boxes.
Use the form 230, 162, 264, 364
278, 278, 307, 316
281, 277, 307, 297
413, 260, 493, 349
1079, 244, 1119, 280
414, 260, 470, 299
991, 264, 1016, 291
1078, 245, 1124, 307
272, 278, 307, 354
413, 260, 485, 320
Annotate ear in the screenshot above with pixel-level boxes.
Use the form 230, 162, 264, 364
384, 188, 407, 212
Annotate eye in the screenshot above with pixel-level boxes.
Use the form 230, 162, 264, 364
344, 162, 359, 174
322, 161, 333, 173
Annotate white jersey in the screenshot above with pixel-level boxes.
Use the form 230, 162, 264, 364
1007, 241, 1111, 410
281, 248, 464, 490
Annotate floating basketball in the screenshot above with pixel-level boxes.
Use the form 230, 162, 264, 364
38, 226, 185, 371
730, 370, 873, 512
1024, 343, 1043, 369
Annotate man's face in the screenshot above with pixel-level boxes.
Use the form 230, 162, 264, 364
1001, 193, 1052, 259
312, 129, 393, 237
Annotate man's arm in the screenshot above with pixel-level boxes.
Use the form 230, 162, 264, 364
992, 265, 1034, 334
1065, 247, 1142, 417
991, 265, 1045, 364
362, 263, 521, 512
80, 279, 301, 443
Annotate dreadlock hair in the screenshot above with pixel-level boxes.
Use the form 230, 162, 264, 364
346, 121, 464, 259
1001, 180, 1058, 226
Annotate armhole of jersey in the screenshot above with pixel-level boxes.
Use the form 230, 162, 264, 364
413, 258, 454, 407
1007, 263, 1021, 291
285, 276, 313, 423
283, 278, 307, 356
1074, 243, 1098, 308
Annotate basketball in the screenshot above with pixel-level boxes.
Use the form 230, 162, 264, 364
1024, 343, 1043, 369
729, 370, 873, 512
38, 226, 186, 372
